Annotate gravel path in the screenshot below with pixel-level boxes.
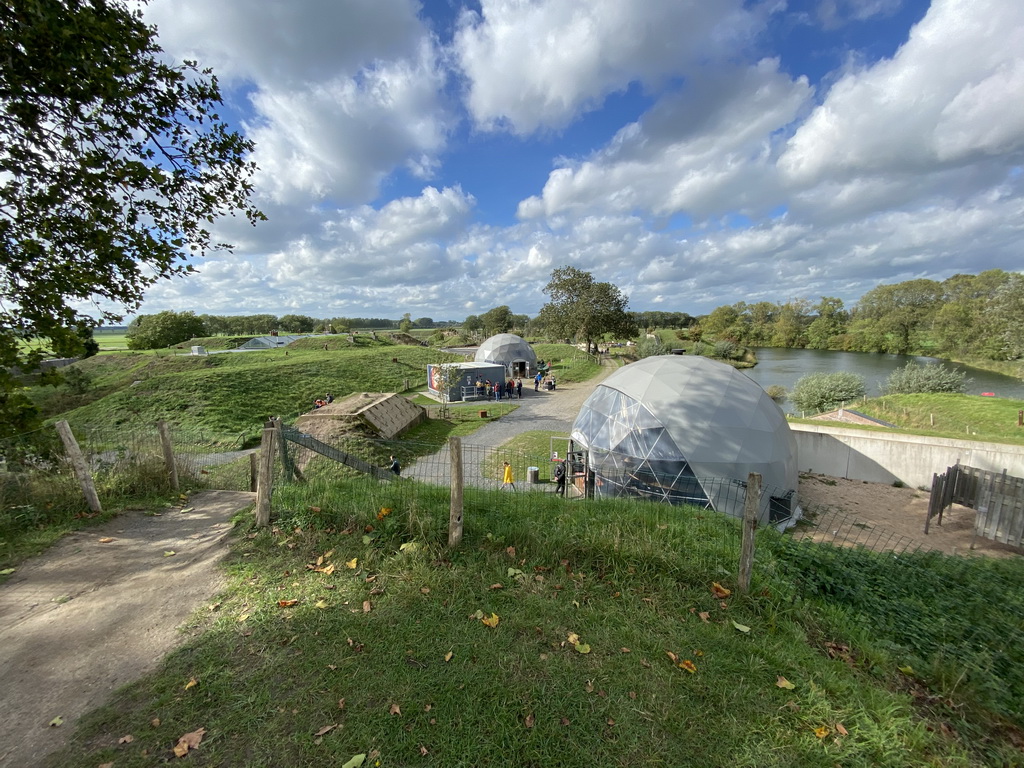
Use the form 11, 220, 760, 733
0, 490, 254, 767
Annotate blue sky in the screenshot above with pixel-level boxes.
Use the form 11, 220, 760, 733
122, 0, 1024, 322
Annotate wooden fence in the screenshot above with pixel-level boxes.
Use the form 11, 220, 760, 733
927, 463, 1024, 548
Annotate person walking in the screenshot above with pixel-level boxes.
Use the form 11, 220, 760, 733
389, 455, 401, 476
501, 461, 516, 491
534, 372, 542, 391
553, 461, 566, 495
515, 378, 523, 399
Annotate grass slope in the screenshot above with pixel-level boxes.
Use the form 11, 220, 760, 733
46, 485, 1023, 768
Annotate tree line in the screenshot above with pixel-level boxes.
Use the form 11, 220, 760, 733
695, 270, 1024, 362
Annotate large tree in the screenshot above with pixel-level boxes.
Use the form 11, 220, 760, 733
0, 0, 262, 432
538, 266, 635, 353
126, 310, 206, 349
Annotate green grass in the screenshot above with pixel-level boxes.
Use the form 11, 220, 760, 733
43, 482, 1023, 768
789, 393, 1024, 447
31, 346, 463, 446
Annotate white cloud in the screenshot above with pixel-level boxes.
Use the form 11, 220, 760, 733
518, 59, 811, 221
453, 0, 764, 134
779, 0, 1024, 184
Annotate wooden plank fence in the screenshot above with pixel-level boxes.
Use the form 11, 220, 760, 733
927, 463, 1024, 548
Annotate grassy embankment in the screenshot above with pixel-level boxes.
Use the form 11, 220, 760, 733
42, 481, 1024, 768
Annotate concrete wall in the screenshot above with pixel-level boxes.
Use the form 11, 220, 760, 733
791, 423, 1024, 489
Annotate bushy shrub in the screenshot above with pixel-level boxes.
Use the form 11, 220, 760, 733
790, 371, 866, 414
691, 341, 711, 357
636, 336, 668, 359
764, 385, 787, 402
884, 362, 968, 395
713, 340, 739, 360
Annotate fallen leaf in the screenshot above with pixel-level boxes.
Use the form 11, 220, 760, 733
574, 643, 591, 654
629, 691, 637, 700
0, 568, 15, 576
585, 680, 594, 693
506, 546, 516, 557
481, 612, 500, 628
711, 582, 732, 598
420, 587, 431, 594
184, 677, 198, 690
489, 583, 504, 590
163, 551, 175, 557
49, 716, 63, 727
362, 600, 372, 612
814, 726, 830, 739
346, 558, 358, 569
666, 651, 680, 664
389, 703, 401, 716
620, 647, 631, 653
278, 599, 299, 607
323, 549, 334, 559
567, 632, 580, 645
377, 507, 392, 520
525, 712, 535, 728
680, 660, 697, 673
560, 717, 571, 726
607, 718, 616, 725
776, 676, 796, 690
314, 724, 337, 737
898, 665, 915, 675
698, 611, 711, 623
98, 537, 115, 544
172, 727, 206, 757
444, 651, 453, 662
732, 621, 751, 633
151, 718, 161, 727
99, 763, 114, 768
419, 745, 429, 756
315, 600, 329, 609
341, 754, 366, 768
836, 722, 849, 736
118, 734, 134, 744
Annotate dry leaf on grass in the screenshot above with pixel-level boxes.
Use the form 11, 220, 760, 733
172, 727, 206, 757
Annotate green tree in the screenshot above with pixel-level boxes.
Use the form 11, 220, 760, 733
126, 310, 206, 349
538, 266, 634, 353
988, 273, 1024, 360
790, 371, 866, 415
481, 305, 513, 336
769, 299, 810, 348
399, 313, 413, 333
853, 280, 942, 354
462, 315, 482, 334
0, 0, 262, 431
805, 297, 848, 349
702, 305, 740, 338
278, 314, 318, 333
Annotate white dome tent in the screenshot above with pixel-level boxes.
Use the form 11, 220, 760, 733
474, 333, 538, 377
570, 355, 798, 526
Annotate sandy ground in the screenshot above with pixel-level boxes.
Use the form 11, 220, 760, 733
797, 472, 1023, 558
0, 490, 254, 767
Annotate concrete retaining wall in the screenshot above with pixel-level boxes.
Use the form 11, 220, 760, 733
791, 423, 1024, 489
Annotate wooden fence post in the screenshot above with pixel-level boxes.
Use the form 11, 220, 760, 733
157, 420, 179, 491
273, 418, 294, 482
448, 436, 464, 548
55, 420, 102, 514
255, 420, 276, 527
249, 452, 259, 492
738, 472, 761, 594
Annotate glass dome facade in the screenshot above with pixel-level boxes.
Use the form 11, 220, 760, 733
571, 355, 798, 524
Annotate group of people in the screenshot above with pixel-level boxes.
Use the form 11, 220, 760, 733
533, 372, 556, 391
475, 377, 524, 400
500, 459, 568, 495
312, 393, 334, 409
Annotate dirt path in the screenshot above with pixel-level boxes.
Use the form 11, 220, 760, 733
0, 490, 254, 767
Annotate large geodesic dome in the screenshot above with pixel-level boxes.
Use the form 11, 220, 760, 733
475, 333, 537, 376
570, 355, 798, 525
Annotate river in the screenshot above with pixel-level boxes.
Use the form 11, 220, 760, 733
740, 348, 1024, 413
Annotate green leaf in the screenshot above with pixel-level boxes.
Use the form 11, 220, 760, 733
731, 621, 751, 633
341, 754, 366, 768
0, 568, 15, 576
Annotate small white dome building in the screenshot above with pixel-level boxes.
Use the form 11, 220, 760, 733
570, 355, 798, 525
474, 333, 537, 377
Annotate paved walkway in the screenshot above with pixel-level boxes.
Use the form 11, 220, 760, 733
404, 359, 618, 487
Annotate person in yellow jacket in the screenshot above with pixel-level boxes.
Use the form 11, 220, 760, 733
501, 461, 516, 491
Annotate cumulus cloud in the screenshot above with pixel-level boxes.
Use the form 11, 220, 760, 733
518, 59, 812, 221
779, 0, 1024, 183
453, 0, 765, 134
